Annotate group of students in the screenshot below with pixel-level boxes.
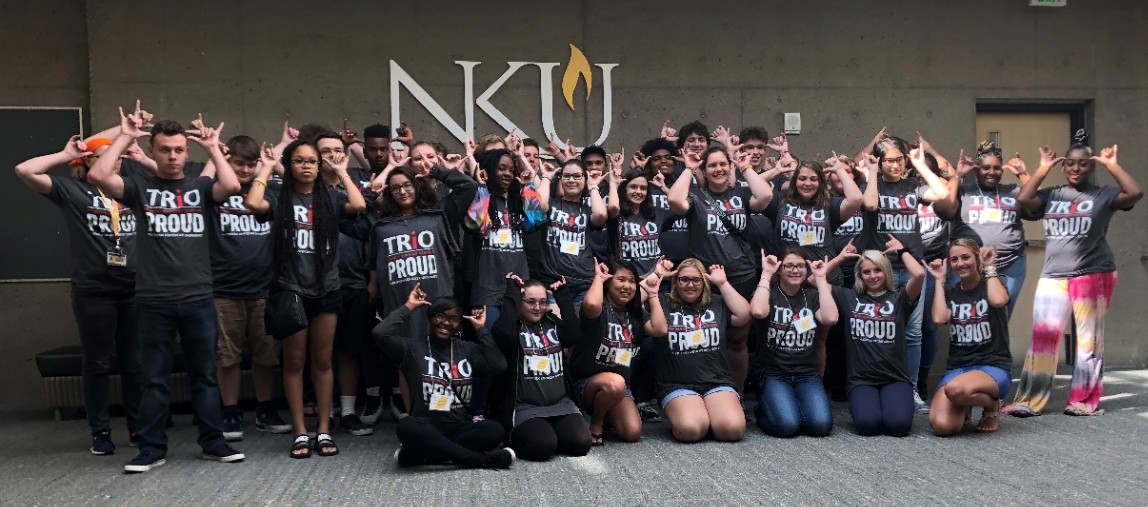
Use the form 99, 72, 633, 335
16, 102, 1141, 473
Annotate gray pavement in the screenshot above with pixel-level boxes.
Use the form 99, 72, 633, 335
4, 370, 1148, 507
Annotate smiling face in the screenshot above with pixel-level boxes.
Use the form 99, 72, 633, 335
683, 133, 708, 155
229, 155, 258, 184
674, 265, 705, 304
1062, 147, 1095, 188
518, 286, 548, 323
649, 148, 675, 176
703, 151, 731, 191
583, 154, 606, 181
742, 139, 766, 167
779, 253, 809, 290
880, 146, 906, 182
388, 172, 417, 210
493, 154, 516, 191
976, 154, 1004, 189
606, 266, 638, 308
793, 165, 823, 202
624, 176, 648, 207
559, 162, 586, 198
859, 258, 886, 292
429, 308, 462, 342
948, 243, 981, 283
410, 143, 439, 175
288, 144, 320, 184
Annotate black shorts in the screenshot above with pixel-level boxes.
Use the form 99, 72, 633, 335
334, 287, 376, 353
301, 290, 341, 319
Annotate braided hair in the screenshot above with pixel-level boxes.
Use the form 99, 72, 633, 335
272, 140, 340, 294
480, 148, 525, 231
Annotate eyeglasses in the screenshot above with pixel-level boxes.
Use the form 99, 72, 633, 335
522, 299, 548, 308
560, 173, 584, 180
389, 182, 415, 194
882, 156, 905, 165
431, 314, 461, 324
291, 158, 319, 166
677, 276, 704, 286
1063, 159, 1093, 169
780, 263, 806, 272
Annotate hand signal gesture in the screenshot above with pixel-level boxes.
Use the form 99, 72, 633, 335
394, 122, 414, 146
63, 135, 92, 159
462, 308, 486, 330
710, 125, 730, 148
980, 245, 998, 269
1091, 144, 1119, 168
767, 133, 789, 154
661, 120, 678, 142
761, 252, 780, 275
259, 142, 278, 168
189, 122, 225, 150
956, 149, 976, 178
1004, 152, 1027, 177
631, 151, 649, 170
594, 259, 612, 282
281, 121, 299, 145
882, 234, 905, 256
1038, 146, 1063, 169
404, 283, 430, 311
810, 258, 829, 279
117, 102, 149, 139
340, 119, 362, 146
704, 264, 728, 286
926, 258, 948, 280
639, 272, 663, 296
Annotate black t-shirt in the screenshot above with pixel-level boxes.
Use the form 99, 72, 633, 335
649, 185, 690, 263
685, 186, 757, 283
260, 187, 348, 298
211, 184, 274, 299
337, 168, 377, 290
832, 286, 913, 390
942, 279, 1012, 371
612, 208, 668, 278
861, 178, 927, 268
655, 293, 734, 399
918, 202, 950, 262
572, 304, 645, 382
770, 191, 846, 283
45, 175, 137, 296
471, 192, 530, 306
833, 207, 865, 282
540, 198, 598, 285
513, 318, 569, 407
758, 286, 822, 377
120, 172, 216, 302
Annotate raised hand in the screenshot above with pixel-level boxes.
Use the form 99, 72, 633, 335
322, 150, 350, 176
916, 131, 934, 155
956, 149, 976, 177
810, 258, 829, 279
462, 307, 487, 330
682, 150, 703, 171
121, 142, 148, 163
609, 149, 625, 171
594, 259, 612, 282
517, 164, 536, 185
259, 142, 277, 168
188, 112, 206, 135
726, 135, 742, 154
539, 161, 558, 180
870, 126, 889, 146
442, 153, 465, 170
661, 120, 678, 142
1038, 146, 1063, 169
776, 151, 798, 175
388, 150, 411, 171
704, 264, 728, 286
62, 135, 92, 159
117, 104, 149, 139
631, 151, 649, 170
858, 153, 880, 176
650, 171, 667, 192
653, 256, 676, 279
189, 122, 225, 150
281, 121, 299, 145
133, 101, 155, 129
506, 272, 525, 288
549, 276, 567, 292
544, 134, 563, 159
761, 252, 780, 275
394, 122, 414, 146
340, 119, 362, 146
587, 169, 605, 188
404, 283, 431, 310
926, 258, 948, 280
882, 234, 905, 255
980, 245, 998, 268
563, 140, 578, 161
733, 148, 754, 170
767, 133, 789, 154
1091, 144, 1119, 168
710, 126, 730, 148
908, 146, 928, 169
1004, 152, 1027, 177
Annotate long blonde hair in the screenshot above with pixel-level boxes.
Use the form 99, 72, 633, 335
669, 258, 713, 310
853, 250, 894, 295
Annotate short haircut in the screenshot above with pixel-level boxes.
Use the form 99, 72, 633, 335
580, 144, 607, 161
313, 130, 343, 146
150, 120, 185, 138
640, 137, 678, 157
739, 127, 769, 143
296, 124, 331, 144
522, 138, 540, 150
363, 124, 391, 141
676, 120, 709, 149
226, 135, 259, 161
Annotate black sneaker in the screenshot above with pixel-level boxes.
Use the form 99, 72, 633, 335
742, 401, 756, 422
636, 401, 662, 423
90, 431, 115, 456
255, 410, 292, 434
480, 448, 516, 469
128, 432, 141, 447
389, 394, 409, 420
222, 414, 243, 442
360, 396, 384, 426
201, 442, 245, 463
393, 445, 427, 468
124, 451, 165, 473
339, 414, 373, 436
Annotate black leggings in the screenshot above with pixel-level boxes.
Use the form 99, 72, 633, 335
848, 382, 914, 437
509, 413, 592, 461
395, 416, 505, 467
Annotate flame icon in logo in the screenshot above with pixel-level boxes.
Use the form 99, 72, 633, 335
561, 44, 593, 111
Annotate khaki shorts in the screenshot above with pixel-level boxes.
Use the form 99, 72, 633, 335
215, 297, 280, 368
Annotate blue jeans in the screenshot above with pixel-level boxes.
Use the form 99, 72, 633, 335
135, 296, 226, 456
892, 267, 923, 389
848, 381, 913, 436
1000, 252, 1027, 320
757, 375, 833, 437
921, 275, 938, 372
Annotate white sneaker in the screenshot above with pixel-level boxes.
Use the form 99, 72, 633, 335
913, 391, 930, 414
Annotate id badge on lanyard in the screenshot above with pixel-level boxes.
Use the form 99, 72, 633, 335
98, 189, 127, 266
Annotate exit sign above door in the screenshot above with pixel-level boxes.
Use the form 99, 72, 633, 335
1029, 0, 1066, 6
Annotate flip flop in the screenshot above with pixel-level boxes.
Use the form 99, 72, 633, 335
590, 433, 604, 446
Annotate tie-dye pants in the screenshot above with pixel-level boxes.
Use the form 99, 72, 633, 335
1009, 271, 1116, 413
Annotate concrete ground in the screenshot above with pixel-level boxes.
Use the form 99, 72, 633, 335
3, 370, 1148, 507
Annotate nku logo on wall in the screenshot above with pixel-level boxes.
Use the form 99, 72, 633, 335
390, 44, 616, 148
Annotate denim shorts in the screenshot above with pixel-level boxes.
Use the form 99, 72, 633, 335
938, 365, 1012, 400
660, 385, 739, 409
574, 376, 633, 412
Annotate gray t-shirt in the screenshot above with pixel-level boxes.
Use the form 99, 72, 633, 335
1036, 184, 1122, 279
540, 198, 598, 285
649, 185, 690, 263
211, 184, 274, 299
261, 187, 348, 298
45, 175, 137, 296
770, 191, 846, 283
685, 186, 757, 283
759, 286, 823, 377
612, 207, 668, 278
655, 293, 735, 400
120, 172, 216, 302
368, 211, 458, 337
832, 286, 913, 390
952, 183, 1026, 269
862, 178, 928, 268
471, 192, 530, 307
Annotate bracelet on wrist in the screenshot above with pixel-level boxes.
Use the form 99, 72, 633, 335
252, 179, 267, 187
